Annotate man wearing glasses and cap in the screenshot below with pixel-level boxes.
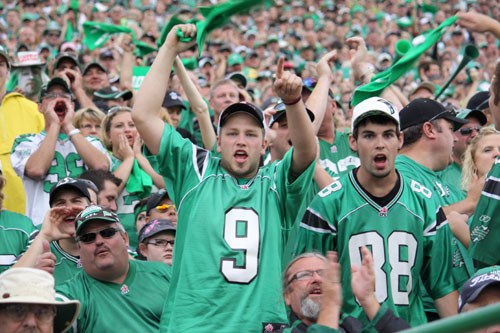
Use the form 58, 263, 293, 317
11, 77, 110, 226
56, 205, 171, 332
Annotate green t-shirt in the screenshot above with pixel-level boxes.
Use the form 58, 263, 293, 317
439, 162, 464, 193
469, 157, 500, 267
294, 171, 455, 328
0, 210, 37, 272
156, 124, 315, 332
396, 155, 474, 285
51, 241, 82, 286
56, 260, 171, 332
318, 130, 360, 178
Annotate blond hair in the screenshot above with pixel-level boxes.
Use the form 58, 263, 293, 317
72, 107, 105, 129
462, 127, 500, 190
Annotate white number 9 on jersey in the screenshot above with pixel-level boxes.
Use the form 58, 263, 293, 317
221, 208, 260, 284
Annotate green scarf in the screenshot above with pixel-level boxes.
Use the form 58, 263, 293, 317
126, 160, 153, 196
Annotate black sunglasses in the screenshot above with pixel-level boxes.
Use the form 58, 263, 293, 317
459, 126, 482, 136
77, 227, 120, 244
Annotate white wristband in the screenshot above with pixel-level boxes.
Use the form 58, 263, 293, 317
68, 129, 80, 140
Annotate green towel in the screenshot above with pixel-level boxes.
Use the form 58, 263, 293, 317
351, 16, 457, 107
82, 21, 157, 57
126, 160, 153, 196
157, 0, 271, 56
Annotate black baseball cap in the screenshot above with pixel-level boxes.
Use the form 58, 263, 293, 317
146, 190, 171, 215
49, 177, 91, 207
162, 90, 186, 110
456, 108, 487, 126
458, 266, 500, 313
53, 52, 79, 70
399, 98, 467, 131
467, 91, 490, 111
226, 72, 247, 89
268, 102, 315, 128
138, 219, 176, 243
82, 61, 107, 76
39, 77, 73, 102
75, 205, 121, 235
218, 102, 266, 135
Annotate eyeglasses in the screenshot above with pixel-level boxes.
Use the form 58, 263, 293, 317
155, 204, 175, 212
146, 239, 175, 248
287, 269, 326, 285
0, 304, 56, 323
44, 92, 71, 100
459, 126, 482, 136
77, 227, 120, 244
48, 33, 60, 37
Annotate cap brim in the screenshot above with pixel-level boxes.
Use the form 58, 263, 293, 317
459, 281, 500, 312
353, 110, 399, 131
218, 103, 265, 135
442, 115, 468, 131
76, 217, 119, 235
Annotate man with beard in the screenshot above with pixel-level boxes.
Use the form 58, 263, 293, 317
14, 177, 92, 285
11, 77, 110, 226
280, 248, 409, 332
295, 97, 458, 327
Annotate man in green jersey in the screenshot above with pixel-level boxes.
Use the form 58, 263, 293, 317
56, 205, 171, 332
469, 61, 500, 268
295, 97, 458, 328
397, 98, 481, 292
132, 24, 317, 332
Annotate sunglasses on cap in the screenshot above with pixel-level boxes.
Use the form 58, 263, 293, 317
77, 227, 120, 244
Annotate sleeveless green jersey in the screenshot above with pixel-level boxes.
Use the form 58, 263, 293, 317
0, 210, 37, 272
50, 241, 82, 286
156, 125, 315, 332
294, 171, 455, 328
318, 130, 360, 178
469, 157, 500, 267
396, 155, 474, 284
56, 260, 171, 332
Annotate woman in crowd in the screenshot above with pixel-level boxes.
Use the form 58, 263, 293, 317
72, 107, 105, 140
101, 106, 165, 247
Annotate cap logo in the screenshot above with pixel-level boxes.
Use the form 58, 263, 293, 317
169, 92, 181, 101
144, 220, 160, 234
377, 98, 396, 115
469, 272, 500, 288
56, 177, 77, 186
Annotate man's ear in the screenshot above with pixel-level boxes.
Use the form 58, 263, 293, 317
348, 134, 358, 152
216, 135, 222, 153
422, 122, 436, 139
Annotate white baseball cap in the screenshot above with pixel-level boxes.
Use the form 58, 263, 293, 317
351, 97, 400, 132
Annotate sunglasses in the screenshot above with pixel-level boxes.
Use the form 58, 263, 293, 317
155, 204, 175, 212
107, 106, 132, 115
459, 126, 482, 136
77, 227, 120, 244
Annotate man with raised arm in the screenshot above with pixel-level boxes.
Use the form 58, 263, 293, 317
132, 24, 317, 332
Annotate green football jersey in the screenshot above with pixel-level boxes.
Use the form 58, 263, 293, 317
469, 158, 500, 267
396, 155, 474, 284
0, 210, 37, 272
294, 171, 456, 328
439, 161, 464, 192
56, 260, 171, 332
156, 125, 315, 332
50, 241, 82, 286
318, 130, 360, 178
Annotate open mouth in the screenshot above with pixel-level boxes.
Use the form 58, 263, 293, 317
374, 154, 387, 168
54, 101, 67, 117
234, 150, 248, 163
309, 287, 322, 296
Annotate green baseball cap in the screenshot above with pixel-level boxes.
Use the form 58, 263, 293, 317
75, 205, 121, 236
227, 53, 243, 67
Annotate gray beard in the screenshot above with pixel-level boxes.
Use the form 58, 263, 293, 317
301, 296, 321, 321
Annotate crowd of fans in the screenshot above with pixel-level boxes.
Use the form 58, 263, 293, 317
0, 0, 500, 332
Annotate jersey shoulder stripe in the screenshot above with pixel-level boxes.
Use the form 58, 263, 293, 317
482, 175, 500, 200
193, 145, 209, 180
11, 133, 38, 151
301, 208, 336, 234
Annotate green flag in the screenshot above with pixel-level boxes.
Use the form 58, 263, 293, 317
82, 22, 132, 50
351, 16, 457, 107
134, 40, 157, 58
157, 15, 190, 49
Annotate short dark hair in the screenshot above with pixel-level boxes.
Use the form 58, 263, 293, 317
352, 115, 399, 140
79, 169, 122, 191
402, 119, 441, 147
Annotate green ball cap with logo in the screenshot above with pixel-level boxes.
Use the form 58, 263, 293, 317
75, 205, 121, 236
